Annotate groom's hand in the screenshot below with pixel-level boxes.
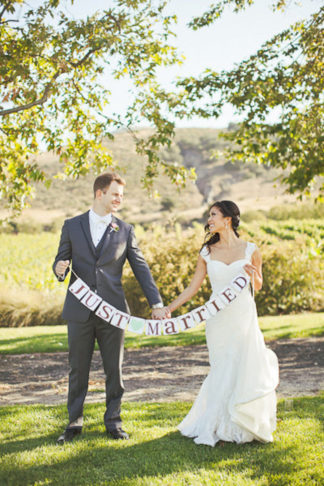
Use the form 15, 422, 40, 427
55, 260, 70, 279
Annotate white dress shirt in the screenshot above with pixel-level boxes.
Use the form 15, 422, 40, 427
89, 209, 112, 247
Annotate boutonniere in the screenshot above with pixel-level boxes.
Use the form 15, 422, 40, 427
110, 222, 119, 232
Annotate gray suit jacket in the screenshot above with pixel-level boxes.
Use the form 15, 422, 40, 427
53, 211, 162, 322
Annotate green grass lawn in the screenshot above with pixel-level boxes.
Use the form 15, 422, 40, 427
0, 312, 323, 355
0, 396, 323, 485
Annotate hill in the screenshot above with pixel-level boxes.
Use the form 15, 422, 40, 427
4, 128, 296, 226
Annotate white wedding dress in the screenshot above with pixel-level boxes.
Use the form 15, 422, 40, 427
178, 242, 279, 446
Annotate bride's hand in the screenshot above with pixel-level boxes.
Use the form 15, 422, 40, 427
151, 307, 171, 320
160, 307, 171, 319
160, 307, 172, 319
243, 263, 258, 279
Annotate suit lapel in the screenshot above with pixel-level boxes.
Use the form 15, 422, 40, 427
80, 211, 96, 257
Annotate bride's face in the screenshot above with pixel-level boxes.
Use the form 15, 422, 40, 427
208, 206, 230, 233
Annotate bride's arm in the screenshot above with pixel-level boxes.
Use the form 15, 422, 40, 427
166, 255, 207, 314
244, 247, 263, 291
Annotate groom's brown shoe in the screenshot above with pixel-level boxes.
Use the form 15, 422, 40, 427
57, 427, 82, 444
107, 428, 129, 440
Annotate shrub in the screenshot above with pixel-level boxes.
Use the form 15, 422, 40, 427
0, 223, 323, 326
256, 246, 323, 315
241, 210, 267, 223
123, 228, 211, 318
0, 287, 64, 327
268, 202, 324, 220
123, 227, 324, 318
0, 218, 64, 234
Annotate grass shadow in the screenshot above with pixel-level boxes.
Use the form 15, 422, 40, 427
0, 396, 323, 485
0, 333, 68, 354
0, 429, 311, 486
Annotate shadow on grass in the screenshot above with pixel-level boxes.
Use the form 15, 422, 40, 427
1, 314, 323, 355
262, 324, 324, 340
0, 334, 69, 354
124, 331, 206, 349
0, 330, 207, 354
0, 396, 323, 485
0, 432, 299, 485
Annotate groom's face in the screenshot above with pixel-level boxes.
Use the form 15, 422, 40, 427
98, 181, 124, 213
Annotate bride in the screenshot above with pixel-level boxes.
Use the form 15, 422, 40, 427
165, 200, 279, 446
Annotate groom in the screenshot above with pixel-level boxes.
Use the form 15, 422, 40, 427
53, 172, 166, 443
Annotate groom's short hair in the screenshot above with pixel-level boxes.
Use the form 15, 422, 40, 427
93, 172, 126, 197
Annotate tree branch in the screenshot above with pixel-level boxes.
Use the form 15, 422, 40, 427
0, 45, 105, 116
67, 11, 123, 68
0, 125, 9, 135
0, 8, 125, 116
0, 1, 12, 21
68, 46, 102, 68
0, 18, 19, 25
0, 71, 61, 116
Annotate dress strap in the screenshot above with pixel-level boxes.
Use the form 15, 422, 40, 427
245, 241, 257, 261
200, 245, 210, 262
245, 242, 257, 299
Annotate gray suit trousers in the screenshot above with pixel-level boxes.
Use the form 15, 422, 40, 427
67, 313, 124, 430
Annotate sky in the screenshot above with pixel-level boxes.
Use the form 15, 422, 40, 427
19, 0, 321, 128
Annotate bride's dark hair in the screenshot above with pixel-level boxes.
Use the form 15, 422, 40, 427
202, 200, 240, 253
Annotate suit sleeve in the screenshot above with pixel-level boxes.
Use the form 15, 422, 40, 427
52, 220, 72, 282
126, 226, 163, 307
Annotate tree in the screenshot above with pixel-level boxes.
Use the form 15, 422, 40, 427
0, 0, 194, 215
178, 0, 324, 199
1, 0, 323, 215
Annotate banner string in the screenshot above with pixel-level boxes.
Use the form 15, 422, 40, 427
65, 267, 251, 336
71, 268, 80, 279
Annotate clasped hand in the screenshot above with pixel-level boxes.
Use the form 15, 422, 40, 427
151, 307, 171, 320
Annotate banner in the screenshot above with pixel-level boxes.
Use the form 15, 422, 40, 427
69, 272, 250, 336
